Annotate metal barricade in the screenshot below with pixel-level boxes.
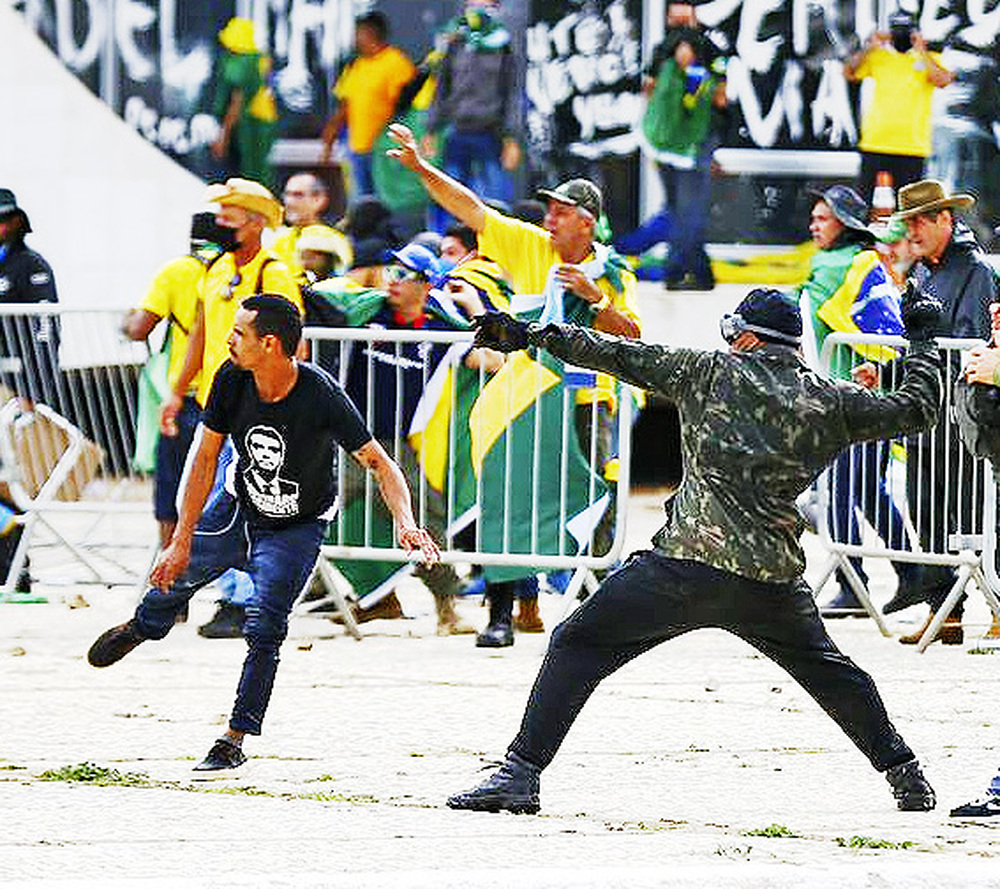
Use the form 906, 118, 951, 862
816, 332, 1000, 649
304, 326, 634, 610
0, 308, 633, 606
0, 305, 156, 593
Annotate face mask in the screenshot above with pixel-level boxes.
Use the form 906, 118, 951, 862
891, 27, 911, 53
196, 219, 240, 253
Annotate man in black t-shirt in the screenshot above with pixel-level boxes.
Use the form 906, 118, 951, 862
88, 295, 438, 771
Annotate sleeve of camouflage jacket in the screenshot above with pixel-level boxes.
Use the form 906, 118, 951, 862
833, 342, 942, 443
528, 322, 715, 399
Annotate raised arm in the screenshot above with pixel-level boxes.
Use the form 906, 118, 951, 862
387, 124, 487, 233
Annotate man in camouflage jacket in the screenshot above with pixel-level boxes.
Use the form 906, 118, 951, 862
447, 286, 943, 816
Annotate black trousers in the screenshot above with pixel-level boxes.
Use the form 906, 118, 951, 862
508, 551, 913, 773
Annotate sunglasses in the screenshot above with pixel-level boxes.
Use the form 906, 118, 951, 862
222, 272, 242, 301
384, 264, 425, 285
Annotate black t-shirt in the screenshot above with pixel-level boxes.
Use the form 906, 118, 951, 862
202, 360, 372, 527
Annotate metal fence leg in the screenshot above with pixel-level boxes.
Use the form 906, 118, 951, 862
559, 566, 593, 619
837, 557, 892, 637
310, 557, 362, 640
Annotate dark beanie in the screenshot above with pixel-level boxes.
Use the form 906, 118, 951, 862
736, 288, 802, 345
351, 236, 392, 270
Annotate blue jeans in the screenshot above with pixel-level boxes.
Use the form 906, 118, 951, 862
658, 160, 713, 286
134, 492, 324, 735
432, 130, 511, 231
827, 440, 916, 590
153, 396, 201, 522
347, 149, 375, 202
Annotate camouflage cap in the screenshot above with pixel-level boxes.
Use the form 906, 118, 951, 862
537, 179, 602, 220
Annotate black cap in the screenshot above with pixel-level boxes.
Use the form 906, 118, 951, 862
351, 236, 392, 270
0, 188, 31, 232
733, 288, 802, 345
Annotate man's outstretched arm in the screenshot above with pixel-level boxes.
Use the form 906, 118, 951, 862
387, 124, 487, 233
352, 438, 440, 564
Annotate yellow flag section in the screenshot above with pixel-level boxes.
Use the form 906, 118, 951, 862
468, 351, 560, 476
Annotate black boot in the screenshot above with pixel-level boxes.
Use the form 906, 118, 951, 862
886, 759, 936, 811
883, 564, 954, 615
447, 752, 541, 813
476, 583, 514, 648
197, 602, 245, 639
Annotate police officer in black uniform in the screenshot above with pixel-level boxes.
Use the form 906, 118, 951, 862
0, 188, 60, 408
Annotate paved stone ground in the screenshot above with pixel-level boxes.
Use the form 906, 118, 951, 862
5, 284, 1000, 887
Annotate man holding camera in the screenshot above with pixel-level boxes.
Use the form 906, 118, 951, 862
844, 10, 953, 202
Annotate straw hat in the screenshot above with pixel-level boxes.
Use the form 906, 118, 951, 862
296, 225, 354, 271
893, 179, 975, 220
204, 178, 282, 229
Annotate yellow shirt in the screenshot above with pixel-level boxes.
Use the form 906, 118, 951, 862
334, 46, 416, 153
198, 249, 302, 406
854, 48, 946, 157
140, 255, 204, 395
478, 208, 641, 405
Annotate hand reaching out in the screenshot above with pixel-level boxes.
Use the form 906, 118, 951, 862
398, 526, 440, 565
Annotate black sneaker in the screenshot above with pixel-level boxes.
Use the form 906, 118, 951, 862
950, 795, 1000, 817
475, 621, 514, 647
87, 619, 146, 668
194, 738, 247, 771
197, 603, 245, 639
886, 759, 936, 811
447, 753, 540, 814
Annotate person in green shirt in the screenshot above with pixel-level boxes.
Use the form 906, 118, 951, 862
797, 185, 920, 619
211, 18, 279, 190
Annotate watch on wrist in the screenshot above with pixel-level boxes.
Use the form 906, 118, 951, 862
591, 292, 612, 314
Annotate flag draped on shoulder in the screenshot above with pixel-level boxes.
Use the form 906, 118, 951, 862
816, 250, 903, 364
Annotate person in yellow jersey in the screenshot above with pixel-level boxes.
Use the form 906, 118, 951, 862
161, 177, 303, 639
844, 10, 953, 202
388, 123, 642, 646
320, 12, 416, 201
266, 172, 353, 284
123, 212, 222, 549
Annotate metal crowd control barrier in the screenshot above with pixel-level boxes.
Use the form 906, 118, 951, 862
816, 332, 1000, 650
304, 326, 633, 614
0, 305, 156, 595
0, 308, 633, 613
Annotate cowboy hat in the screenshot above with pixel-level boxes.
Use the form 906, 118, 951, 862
204, 178, 282, 229
892, 179, 975, 220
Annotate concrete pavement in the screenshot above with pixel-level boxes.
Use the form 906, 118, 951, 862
6, 282, 1000, 887
5, 484, 1000, 887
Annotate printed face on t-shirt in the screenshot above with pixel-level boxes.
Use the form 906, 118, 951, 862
243, 424, 301, 518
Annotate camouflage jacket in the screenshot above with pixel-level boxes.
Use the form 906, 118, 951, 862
530, 324, 942, 582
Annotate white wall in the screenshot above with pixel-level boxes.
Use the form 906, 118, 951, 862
0, 2, 206, 311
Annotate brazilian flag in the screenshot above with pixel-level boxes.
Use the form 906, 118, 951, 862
470, 349, 609, 583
